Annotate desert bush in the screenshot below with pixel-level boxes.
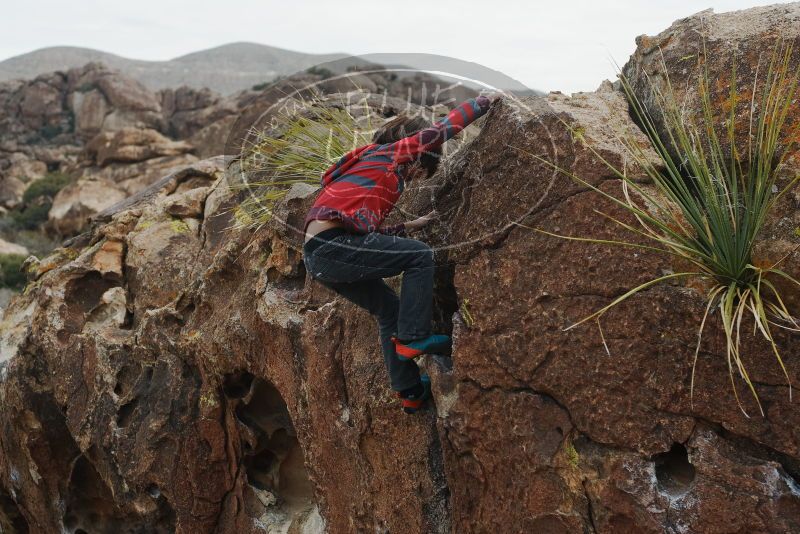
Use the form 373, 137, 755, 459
9, 202, 50, 230
4, 172, 72, 230
22, 172, 70, 204
306, 66, 334, 79
0, 254, 27, 290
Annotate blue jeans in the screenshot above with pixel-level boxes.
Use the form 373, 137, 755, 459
303, 229, 435, 391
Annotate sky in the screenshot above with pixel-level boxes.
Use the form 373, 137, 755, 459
0, 0, 793, 94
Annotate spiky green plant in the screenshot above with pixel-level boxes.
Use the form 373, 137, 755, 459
515, 43, 800, 417
231, 98, 374, 231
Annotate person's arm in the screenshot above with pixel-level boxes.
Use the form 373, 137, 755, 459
377, 211, 437, 237
390, 95, 493, 164
377, 222, 407, 237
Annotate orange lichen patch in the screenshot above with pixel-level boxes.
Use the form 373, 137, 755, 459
684, 276, 714, 296
92, 240, 125, 277
783, 120, 800, 146
751, 256, 777, 270
638, 33, 673, 55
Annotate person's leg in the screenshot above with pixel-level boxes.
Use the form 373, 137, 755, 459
317, 277, 421, 392
305, 231, 436, 342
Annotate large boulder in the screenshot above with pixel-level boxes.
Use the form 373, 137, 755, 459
0, 152, 50, 208
188, 114, 238, 158
85, 127, 194, 167
160, 86, 238, 139
15, 75, 68, 133
47, 178, 127, 236
426, 89, 799, 533
0, 238, 28, 256
68, 88, 110, 135
0, 175, 25, 209
3, 152, 48, 184
39, 127, 197, 236
67, 63, 165, 136
0, 63, 169, 146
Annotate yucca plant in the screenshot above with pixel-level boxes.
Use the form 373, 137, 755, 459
231, 97, 375, 231
516, 43, 800, 417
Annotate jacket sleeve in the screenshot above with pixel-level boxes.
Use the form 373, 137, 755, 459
377, 222, 407, 237
390, 95, 492, 164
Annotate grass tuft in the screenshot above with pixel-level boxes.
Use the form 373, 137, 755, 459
229, 97, 375, 232
0, 254, 28, 290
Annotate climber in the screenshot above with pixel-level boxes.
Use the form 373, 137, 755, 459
302, 94, 499, 414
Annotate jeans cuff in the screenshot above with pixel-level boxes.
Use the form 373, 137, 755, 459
397, 331, 432, 341
392, 377, 422, 392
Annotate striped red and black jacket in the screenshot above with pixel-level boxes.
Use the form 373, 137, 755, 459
304, 95, 492, 236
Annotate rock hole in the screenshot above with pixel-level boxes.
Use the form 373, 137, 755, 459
64, 455, 174, 533
653, 443, 695, 496
0, 491, 29, 533
64, 514, 78, 530
63, 272, 119, 334
116, 397, 139, 428
147, 483, 161, 499
246, 447, 278, 490
64, 272, 116, 314
113, 363, 141, 397
223, 371, 255, 399
265, 265, 306, 291
266, 267, 281, 283
235, 378, 316, 524
235, 378, 292, 433
433, 263, 459, 337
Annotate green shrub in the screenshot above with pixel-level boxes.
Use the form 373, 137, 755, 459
9, 203, 50, 230
0, 172, 72, 231
22, 172, 70, 204
306, 66, 334, 79
0, 254, 27, 290
39, 123, 64, 140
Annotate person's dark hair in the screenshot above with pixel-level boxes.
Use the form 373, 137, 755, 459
372, 115, 441, 178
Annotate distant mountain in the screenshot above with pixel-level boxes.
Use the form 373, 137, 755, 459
0, 43, 350, 95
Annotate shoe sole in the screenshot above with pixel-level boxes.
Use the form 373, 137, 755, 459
398, 376, 432, 414
393, 337, 451, 361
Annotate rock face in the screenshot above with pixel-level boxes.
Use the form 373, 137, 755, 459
1, 4, 800, 534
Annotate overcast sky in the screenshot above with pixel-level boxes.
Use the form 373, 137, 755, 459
1, 0, 792, 94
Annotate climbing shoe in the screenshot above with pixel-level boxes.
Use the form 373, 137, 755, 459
397, 375, 432, 414
392, 334, 451, 361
